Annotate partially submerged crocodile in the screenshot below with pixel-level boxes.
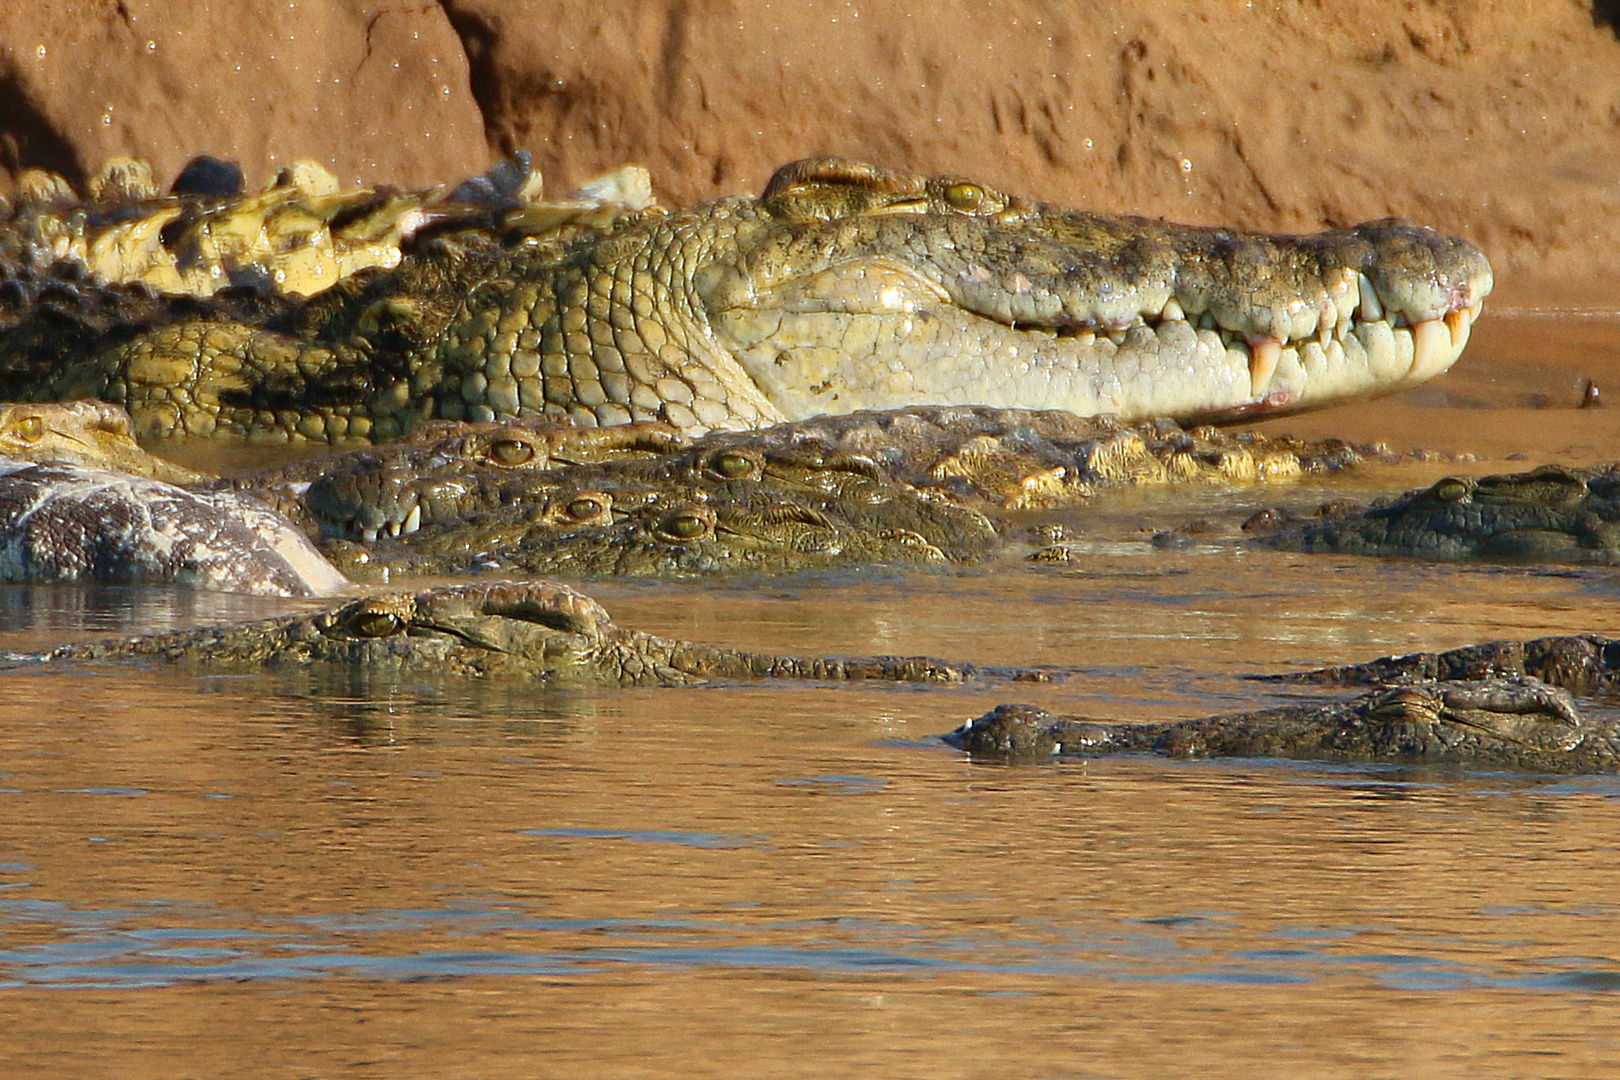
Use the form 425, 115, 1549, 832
948, 634, 1620, 772
9, 579, 981, 687
309, 405, 1381, 580
0, 157, 1492, 444
1257, 633, 1620, 696
1250, 464, 1620, 563
301, 404, 1369, 538
945, 678, 1607, 772
0, 400, 1391, 586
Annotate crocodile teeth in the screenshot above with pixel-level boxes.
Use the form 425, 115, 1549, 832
400, 503, 422, 535
1357, 272, 1383, 321
1316, 297, 1339, 344
1409, 317, 1452, 380
1444, 302, 1481, 348
1249, 337, 1282, 396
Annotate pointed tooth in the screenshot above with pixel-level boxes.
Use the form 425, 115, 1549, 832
1409, 318, 1453, 380
1314, 299, 1338, 347
402, 503, 422, 535
361, 526, 379, 543
1444, 302, 1480, 349
1160, 297, 1185, 322
387, 520, 401, 538
1357, 272, 1383, 322
1249, 337, 1282, 396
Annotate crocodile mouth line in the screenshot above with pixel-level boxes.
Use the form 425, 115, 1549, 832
999, 271, 1484, 401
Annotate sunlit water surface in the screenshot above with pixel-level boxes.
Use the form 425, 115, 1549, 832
5, 314, 1620, 1077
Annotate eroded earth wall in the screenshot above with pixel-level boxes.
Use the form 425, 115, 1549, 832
2, 1, 1618, 296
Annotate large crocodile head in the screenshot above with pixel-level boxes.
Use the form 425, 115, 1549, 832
425, 157, 1493, 438
666, 157, 1493, 428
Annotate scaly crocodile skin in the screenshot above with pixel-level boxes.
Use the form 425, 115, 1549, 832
3, 158, 1492, 444
11, 580, 984, 686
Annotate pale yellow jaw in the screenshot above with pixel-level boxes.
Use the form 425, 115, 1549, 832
708, 260, 1490, 425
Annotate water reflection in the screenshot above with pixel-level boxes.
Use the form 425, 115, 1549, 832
8, 884, 1620, 993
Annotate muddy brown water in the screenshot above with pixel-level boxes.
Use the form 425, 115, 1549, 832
6, 312, 1620, 1076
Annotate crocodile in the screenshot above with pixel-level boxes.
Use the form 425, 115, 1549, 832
0, 399, 204, 484
324, 484, 986, 580
944, 678, 1613, 772
0, 157, 1492, 445
2, 152, 656, 299
0, 399, 1392, 584
8, 579, 982, 687
300, 404, 1372, 541
209, 413, 687, 535
1249, 464, 1620, 563
948, 633, 1620, 770
306, 405, 1384, 580
1255, 633, 1620, 696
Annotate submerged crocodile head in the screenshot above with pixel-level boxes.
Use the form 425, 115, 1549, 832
23, 579, 980, 686
1260, 464, 1620, 563
292, 417, 686, 539
948, 676, 1614, 772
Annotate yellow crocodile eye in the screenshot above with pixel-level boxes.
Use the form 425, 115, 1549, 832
565, 495, 607, 520
488, 438, 535, 466
944, 182, 984, 212
1432, 478, 1469, 503
13, 415, 43, 443
659, 509, 710, 541
709, 450, 756, 479
351, 610, 404, 638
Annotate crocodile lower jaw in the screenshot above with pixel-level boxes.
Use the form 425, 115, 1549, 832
711, 270, 1485, 424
